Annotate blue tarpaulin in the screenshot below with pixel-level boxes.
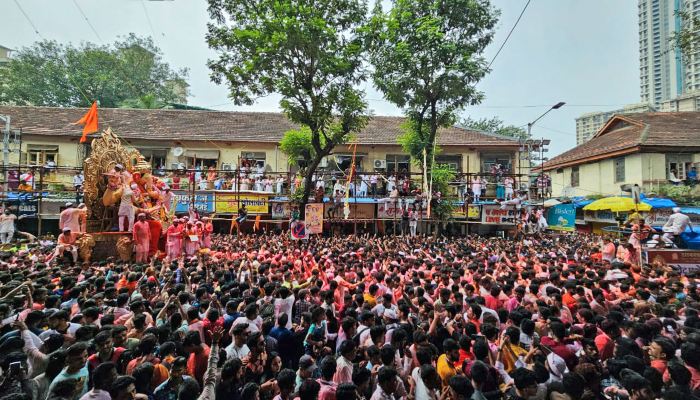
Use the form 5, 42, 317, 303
681, 207, 700, 215
641, 197, 677, 209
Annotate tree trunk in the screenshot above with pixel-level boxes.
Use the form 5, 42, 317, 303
299, 156, 323, 219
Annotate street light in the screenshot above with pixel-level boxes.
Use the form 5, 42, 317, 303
527, 102, 565, 138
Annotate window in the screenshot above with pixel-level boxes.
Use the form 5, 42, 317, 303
667, 154, 693, 179
26, 145, 59, 167
137, 148, 168, 169
571, 166, 580, 187
242, 151, 266, 169
481, 153, 512, 174
386, 154, 410, 174
435, 155, 462, 172
614, 157, 626, 182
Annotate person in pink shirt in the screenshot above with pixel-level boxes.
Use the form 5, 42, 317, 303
317, 356, 338, 400
132, 213, 151, 263
166, 219, 183, 259
201, 217, 214, 249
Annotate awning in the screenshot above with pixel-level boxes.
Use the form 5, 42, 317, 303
681, 207, 700, 215
27, 144, 58, 151
184, 149, 220, 160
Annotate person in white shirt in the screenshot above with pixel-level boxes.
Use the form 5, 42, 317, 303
230, 304, 263, 334
662, 207, 693, 246
0, 209, 18, 244
225, 323, 251, 360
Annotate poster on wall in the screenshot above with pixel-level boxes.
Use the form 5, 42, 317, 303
377, 199, 428, 219
215, 192, 269, 214
453, 205, 481, 220
271, 202, 291, 219
547, 204, 576, 231
305, 203, 324, 234
172, 190, 215, 213
481, 205, 517, 225
290, 220, 308, 240
324, 203, 375, 219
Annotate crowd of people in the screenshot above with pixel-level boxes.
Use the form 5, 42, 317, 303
0, 231, 699, 400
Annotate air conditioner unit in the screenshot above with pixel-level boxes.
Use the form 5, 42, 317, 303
319, 158, 329, 168
221, 163, 233, 171
374, 159, 387, 169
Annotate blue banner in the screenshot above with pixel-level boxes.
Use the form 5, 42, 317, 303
547, 204, 576, 231
172, 190, 214, 214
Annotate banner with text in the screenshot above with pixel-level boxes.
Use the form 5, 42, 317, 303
215, 192, 269, 214
547, 204, 576, 231
645, 249, 700, 274
172, 190, 215, 214
481, 205, 517, 225
305, 203, 324, 234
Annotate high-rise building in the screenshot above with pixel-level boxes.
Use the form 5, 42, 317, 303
575, 103, 656, 145
639, 0, 700, 105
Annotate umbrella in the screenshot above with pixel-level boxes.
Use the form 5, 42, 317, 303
543, 199, 562, 208
583, 196, 652, 213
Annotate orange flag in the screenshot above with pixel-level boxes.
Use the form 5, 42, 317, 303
254, 215, 261, 232
75, 101, 99, 143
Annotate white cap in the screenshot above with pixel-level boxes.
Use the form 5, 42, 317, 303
673, 207, 681, 213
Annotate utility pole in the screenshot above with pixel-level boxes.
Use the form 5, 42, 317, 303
1, 115, 10, 192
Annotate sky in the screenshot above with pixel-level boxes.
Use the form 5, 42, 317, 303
1, 0, 640, 156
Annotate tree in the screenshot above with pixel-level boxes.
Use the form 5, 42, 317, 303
366, 0, 499, 195
672, 10, 700, 63
0, 34, 188, 108
206, 0, 369, 212
460, 116, 527, 139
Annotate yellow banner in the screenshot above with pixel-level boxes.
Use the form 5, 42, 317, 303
215, 192, 269, 214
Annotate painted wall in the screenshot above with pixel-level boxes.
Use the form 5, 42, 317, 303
548, 152, 700, 197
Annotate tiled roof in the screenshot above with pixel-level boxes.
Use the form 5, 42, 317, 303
542, 112, 700, 171
0, 106, 519, 147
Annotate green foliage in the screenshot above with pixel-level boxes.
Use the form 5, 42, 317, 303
461, 116, 527, 139
431, 164, 456, 221
366, 0, 499, 172
431, 164, 456, 196
207, 0, 369, 207
671, 10, 700, 62
118, 94, 165, 109
658, 184, 692, 201
585, 194, 605, 200
0, 34, 188, 108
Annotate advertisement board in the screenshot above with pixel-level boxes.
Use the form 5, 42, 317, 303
377, 199, 428, 219
324, 203, 375, 220
481, 205, 517, 225
215, 192, 269, 214
646, 208, 700, 226
645, 249, 700, 274
271, 202, 291, 219
547, 204, 576, 231
453, 205, 481, 220
305, 203, 324, 234
172, 190, 214, 214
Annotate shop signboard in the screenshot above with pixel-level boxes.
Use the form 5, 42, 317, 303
645, 249, 700, 274
172, 190, 214, 213
215, 192, 269, 214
